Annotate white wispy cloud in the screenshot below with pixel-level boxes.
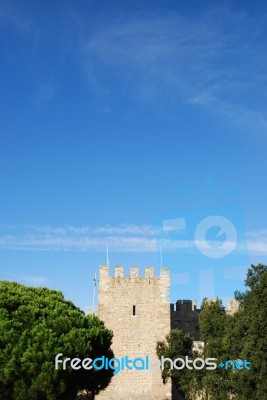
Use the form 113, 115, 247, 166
84, 8, 267, 127
0, 224, 267, 255
0, 0, 39, 39
2, 3, 266, 126
0, 224, 158, 252
0, 274, 49, 285
246, 229, 267, 255
34, 81, 56, 107
0, 275, 47, 287
19, 275, 48, 285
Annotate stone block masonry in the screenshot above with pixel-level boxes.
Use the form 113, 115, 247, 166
171, 300, 200, 340
96, 265, 172, 400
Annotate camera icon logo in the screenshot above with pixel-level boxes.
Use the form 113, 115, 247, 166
194, 215, 237, 259
162, 215, 237, 259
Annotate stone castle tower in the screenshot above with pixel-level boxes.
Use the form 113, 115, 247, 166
96, 265, 172, 400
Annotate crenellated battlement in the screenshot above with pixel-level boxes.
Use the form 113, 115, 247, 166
99, 265, 170, 306
99, 265, 169, 282
171, 299, 198, 312
130, 266, 138, 277
115, 266, 124, 277
226, 299, 240, 315
171, 299, 201, 340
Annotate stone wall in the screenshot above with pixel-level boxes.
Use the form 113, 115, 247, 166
96, 265, 172, 400
171, 300, 200, 340
226, 299, 240, 315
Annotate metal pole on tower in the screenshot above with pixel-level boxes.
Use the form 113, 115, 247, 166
107, 244, 109, 267
92, 273, 96, 315
160, 246, 163, 268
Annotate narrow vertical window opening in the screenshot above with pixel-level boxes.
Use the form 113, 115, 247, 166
133, 305, 136, 316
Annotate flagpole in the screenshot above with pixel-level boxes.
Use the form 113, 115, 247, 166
92, 272, 96, 315
107, 244, 109, 267
160, 246, 163, 268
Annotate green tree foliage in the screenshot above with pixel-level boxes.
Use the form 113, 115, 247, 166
0, 281, 114, 400
200, 298, 226, 357
198, 299, 234, 400
156, 329, 193, 398
157, 264, 267, 400
232, 264, 267, 399
199, 264, 267, 400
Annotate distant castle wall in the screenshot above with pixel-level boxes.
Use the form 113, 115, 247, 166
170, 298, 240, 341
96, 266, 172, 400
202, 298, 240, 316
171, 300, 200, 340
226, 299, 240, 315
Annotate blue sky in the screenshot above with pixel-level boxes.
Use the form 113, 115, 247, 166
1, 0, 267, 312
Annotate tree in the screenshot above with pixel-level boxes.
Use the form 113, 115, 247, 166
199, 298, 226, 356
156, 265, 267, 400
198, 264, 267, 400
156, 329, 193, 398
198, 299, 234, 400
0, 281, 114, 400
231, 264, 267, 399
